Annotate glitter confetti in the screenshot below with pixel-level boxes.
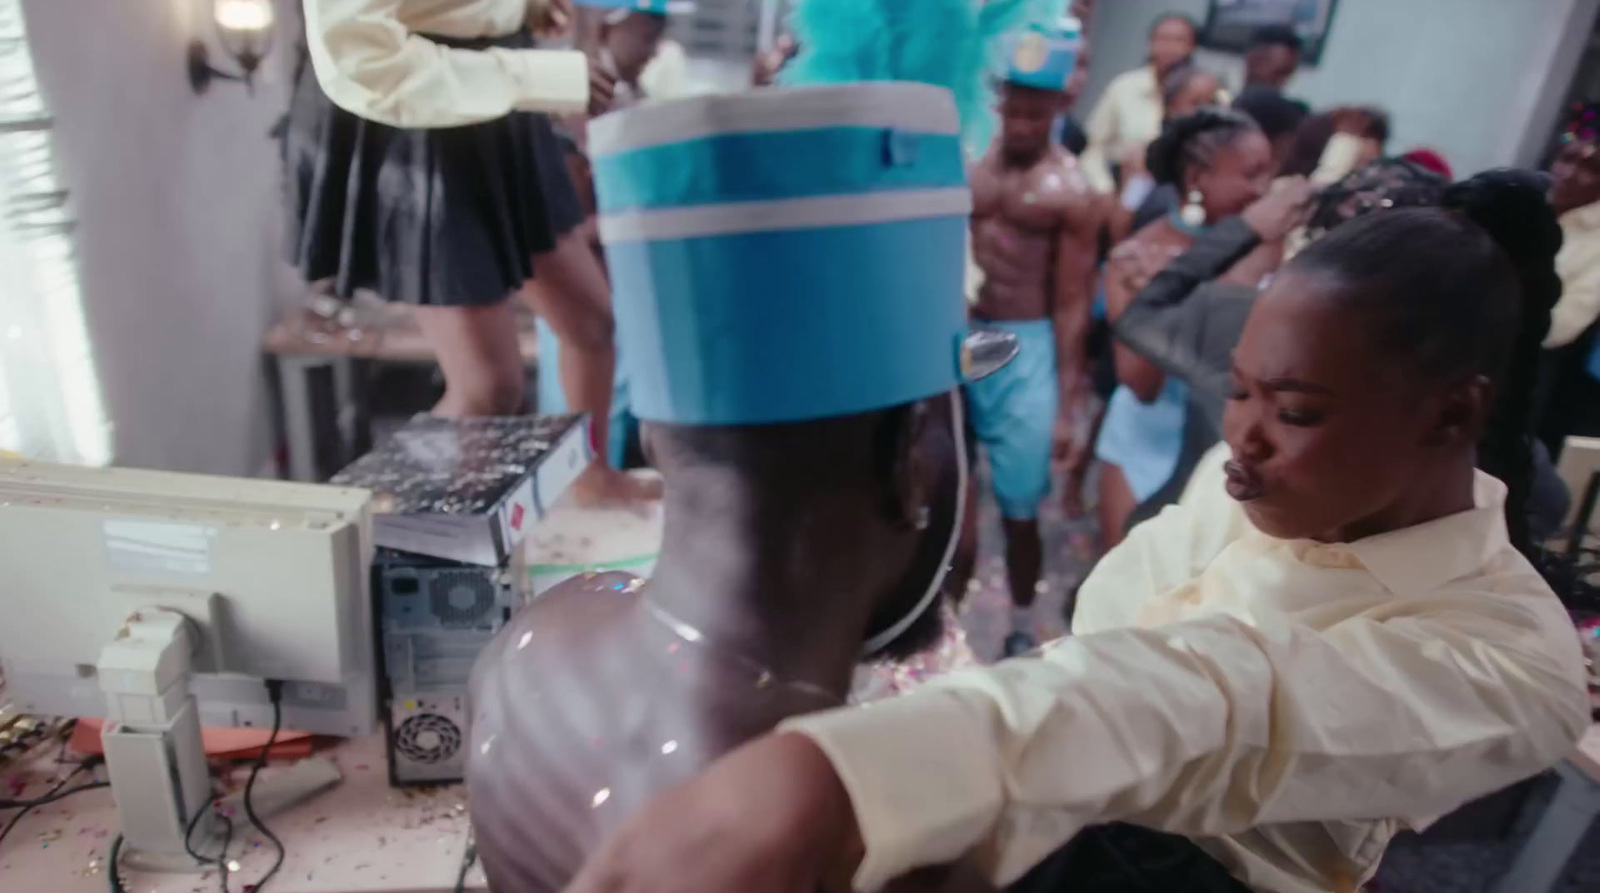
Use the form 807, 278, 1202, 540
331, 415, 579, 517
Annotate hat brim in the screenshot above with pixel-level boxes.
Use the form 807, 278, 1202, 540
962, 327, 1020, 382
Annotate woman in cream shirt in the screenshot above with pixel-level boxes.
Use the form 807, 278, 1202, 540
563, 173, 1590, 893
1078, 12, 1197, 194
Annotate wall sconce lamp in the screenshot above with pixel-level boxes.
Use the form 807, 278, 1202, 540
188, 0, 277, 94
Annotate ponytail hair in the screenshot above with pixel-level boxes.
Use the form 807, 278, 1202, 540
1286, 169, 1563, 557
1443, 170, 1563, 555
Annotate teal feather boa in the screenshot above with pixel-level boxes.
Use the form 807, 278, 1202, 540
783, 0, 1067, 157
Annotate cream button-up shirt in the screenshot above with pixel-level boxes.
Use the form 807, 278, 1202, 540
304, 0, 588, 129
1080, 66, 1163, 195
1547, 200, 1600, 348
785, 448, 1589, 893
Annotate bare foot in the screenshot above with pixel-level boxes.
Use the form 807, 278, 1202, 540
570, 463, 662, 509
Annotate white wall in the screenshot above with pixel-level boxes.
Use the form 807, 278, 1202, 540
1082, 0, 1600, 177
21, 0, 293, 475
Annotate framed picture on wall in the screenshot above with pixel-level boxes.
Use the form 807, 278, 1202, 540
1199, 0, 1341, 65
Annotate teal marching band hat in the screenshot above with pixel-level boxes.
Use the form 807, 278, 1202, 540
574, 0, 696, 14
588, 83, 1016, 426
1006, 16, 1084, 93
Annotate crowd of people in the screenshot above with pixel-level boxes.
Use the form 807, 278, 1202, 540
287, 2, 1599, 892
969, 10, 1600, 655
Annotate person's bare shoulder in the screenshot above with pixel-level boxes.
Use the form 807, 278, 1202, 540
480, 572, 641, 675
969, 148, 1004, 186
1036, 149, 1098, 224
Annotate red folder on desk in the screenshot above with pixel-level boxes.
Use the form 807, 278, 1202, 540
70, 717, 317, 761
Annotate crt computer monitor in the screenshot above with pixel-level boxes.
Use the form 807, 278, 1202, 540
0, 460, 377, 738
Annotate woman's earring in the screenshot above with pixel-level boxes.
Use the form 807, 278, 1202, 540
1181, 189, 1207, 228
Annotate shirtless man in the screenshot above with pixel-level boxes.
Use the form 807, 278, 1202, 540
967, 19, 1099, 656
466, 84, 1008, 893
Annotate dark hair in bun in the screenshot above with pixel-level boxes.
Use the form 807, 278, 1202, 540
1287, 169, 1563, 555
1145, 108, 1260, 188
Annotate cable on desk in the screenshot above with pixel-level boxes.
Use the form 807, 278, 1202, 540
184, 788, 237, 893
240, 679, 287, 893
0, 778, 109, 809
108, 832, 127, 893
453, 829, 477, 893
0, 760, 95, 850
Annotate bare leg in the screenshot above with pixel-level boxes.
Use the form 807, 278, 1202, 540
1097, 463, 1139, 551
412, 303, 528, 417
523, 232, 660, 504
1002, 518, 1044, 611
1001, 517, 1044, 657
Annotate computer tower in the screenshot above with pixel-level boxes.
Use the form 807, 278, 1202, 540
373, 549, 522, 785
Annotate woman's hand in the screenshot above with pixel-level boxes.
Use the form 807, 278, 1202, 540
1240, 176, 1312, 244
566, 733, 863, 893
752, 35, 799, 87
588, 56, 617, 117
1053, 394, 1095, 520
532, 0, 574, 38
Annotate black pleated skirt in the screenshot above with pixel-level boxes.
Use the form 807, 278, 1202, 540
283, 31, 583, 307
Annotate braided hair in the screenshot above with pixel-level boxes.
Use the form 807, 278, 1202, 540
1145, 108, 1260, 190
1287, 170, 1563, 557
1302, 158, 1449, 241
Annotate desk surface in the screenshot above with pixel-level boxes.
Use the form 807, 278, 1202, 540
0, 735, 486, 893
2, 497, 666, 892
263, 308, 538, 366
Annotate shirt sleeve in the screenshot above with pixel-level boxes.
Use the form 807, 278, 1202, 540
1546, 251, 1600, 347
1077, 78, 1122, 195
1111, 216, 1262, 421
305, 0, 589, 129
782, 521, 1590, 892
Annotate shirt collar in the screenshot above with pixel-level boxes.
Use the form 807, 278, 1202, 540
1342, 471, 1511, 597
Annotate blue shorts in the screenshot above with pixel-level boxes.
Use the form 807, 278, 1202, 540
536, 318, 635, 470
964, 319, 1057, 521
1094, 379, 1188, 503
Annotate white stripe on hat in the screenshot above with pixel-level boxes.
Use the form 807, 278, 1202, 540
588, 83, 960, 157
598, 187, 971, 244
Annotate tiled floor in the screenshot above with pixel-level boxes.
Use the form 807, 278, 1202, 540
958, 461, 1600, 892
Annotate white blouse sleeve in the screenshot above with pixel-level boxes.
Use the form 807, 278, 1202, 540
304, 0, 589, 129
